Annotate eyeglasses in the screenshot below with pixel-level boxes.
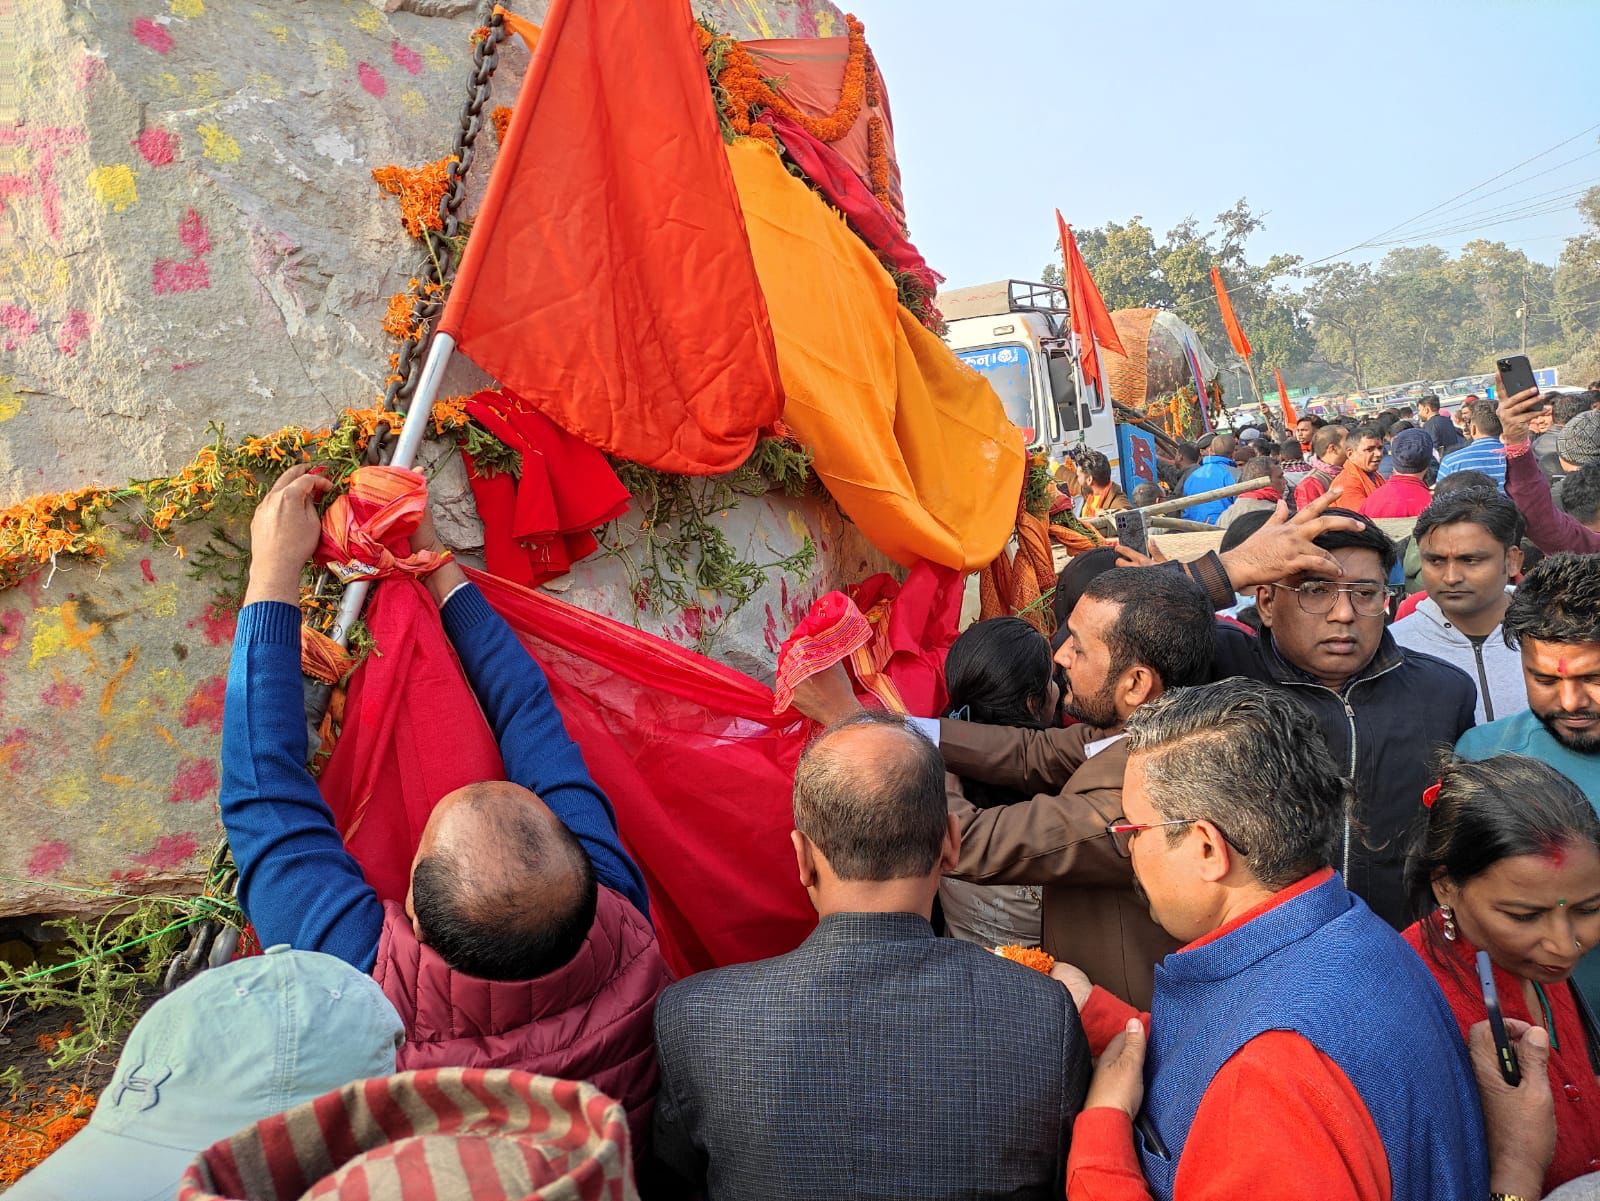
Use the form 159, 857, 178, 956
1106, 818, 1251, 859
1271, 580, 1389, 617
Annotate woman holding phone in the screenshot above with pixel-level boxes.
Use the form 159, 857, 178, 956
1403, 754, 1600, 1193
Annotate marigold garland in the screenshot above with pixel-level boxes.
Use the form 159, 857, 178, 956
491, 105, 513, 144
995, 945, 1056, 974
371, 156, 457, 240
697, 15, 867, 147
0, 1085, 95, 1184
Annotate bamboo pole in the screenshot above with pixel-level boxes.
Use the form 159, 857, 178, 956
1080, 475, 1268, 531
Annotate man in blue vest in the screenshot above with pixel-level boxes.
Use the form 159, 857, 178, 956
1056, 678, 1486, 1200
1178, 434, 1239, 524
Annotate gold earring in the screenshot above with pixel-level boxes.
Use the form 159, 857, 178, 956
1441, 906, 1458, 942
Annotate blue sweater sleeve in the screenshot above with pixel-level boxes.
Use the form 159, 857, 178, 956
219, 602, 383, 971
441, 584, 651, 918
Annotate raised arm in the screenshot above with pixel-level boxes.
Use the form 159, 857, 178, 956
1500, 387, 1600, 554
220, 466, 383, 970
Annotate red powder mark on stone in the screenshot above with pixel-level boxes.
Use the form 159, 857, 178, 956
131, 17, 174, 54
41, 679, 83, 709
357, 62, 387, 97
682, 606, 703, 641
110, 868, 148, 884
0, 728, 33, 774
188, 603, 236, 646
139, 558, 156, 583
177, 207, 210, 256
132, 832, 199, 870
75, 52, 107, 89
26, 840, 71, 878
762, 603, 782, 653
168, 757, 218, 803
1, 304, 39, 351
180, 676, 226, 734
56, 309, 91, 355
133, 127, 178, 166
391, 40, 423, 75
0, 609, 23, 656
170, 361, 200, 371
152, 257, 209, 294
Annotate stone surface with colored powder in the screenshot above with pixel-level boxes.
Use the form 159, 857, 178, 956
2, 0, 860, 919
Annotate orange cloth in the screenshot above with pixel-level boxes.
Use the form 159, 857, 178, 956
439, 0, 783, 475
1060, 213, 1126, 396
1275, 366, 1298, 427
1211, 264, 1252, 360
728, 139, 1025, 570
313, 466, 450, 584
1333, 461, 1384, 507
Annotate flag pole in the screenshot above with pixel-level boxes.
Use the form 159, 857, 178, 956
327, 331, 457, 647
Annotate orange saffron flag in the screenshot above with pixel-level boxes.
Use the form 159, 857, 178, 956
1058, 212, 1125, 394
1211, 264, 1253, 360
437, 0, 783, 476
1275, 367, 1297, 427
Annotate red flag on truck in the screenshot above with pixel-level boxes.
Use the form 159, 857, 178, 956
1058, 212, 1125, 398
436, 0, 783, 476
1211, 264, 1253, 360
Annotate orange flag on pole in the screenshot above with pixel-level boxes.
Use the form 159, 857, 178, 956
1210, 264, 1252, 360
437, 0, 783, 476
1058, 212, 1125, 396
1275, 367, 1297, 427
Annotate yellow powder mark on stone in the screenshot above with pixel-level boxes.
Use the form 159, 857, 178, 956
146, 582, 180, 619
189, 69, 224, 100
98, 798, 160, 846
786, 510, 810, 544
246, 71, 285, 98
44, 773, 91, 810
136, 666, 190, 714
2, 252, 70, 308
197, 123, 241, 164
170, 0, 204, 17
321, 40, 349, 70
351, 5, 382, 33
422, 44, 452, 72
30, 602, 103, 669
0, 378, 23, 424
814, 10, 836, 36
250, 13, 289, 41
150, 72, 184, 98
399, 88, 427, 116
87, 164, 138, 212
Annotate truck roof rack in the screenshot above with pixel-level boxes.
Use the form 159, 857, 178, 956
937, 279, 1069, 326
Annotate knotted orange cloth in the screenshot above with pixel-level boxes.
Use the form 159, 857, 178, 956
727, 139, 1025, 571
313, 466, 451, 585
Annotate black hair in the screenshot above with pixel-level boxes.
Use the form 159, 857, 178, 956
1081, 568, 1215, 689
412, 798, 598, 982
945, 617, 1052, 728
1467, 398, 1503, 438
1257, 439, 1281, 458
1051, 546, 1120, 630
1176, 441, 1201, 465
1433, 469, 1497, 497
1219, 507, 1275, 552
1312, 425, 1346, 459
1352, 422, 1385, 445
1504, 552, 1600, 648
1083, 450, 1113, 487
1391, 419, 1415, 433
1413, 485, 1525, 552
1560, 462, 1600, 527
1418, 393, 1441, 413
1314, 508, 1396, 573
1240, 456, 1276, 483
793, 711, 948, 880
1407, 753, 1599, 972
1554, 393, 1593, 426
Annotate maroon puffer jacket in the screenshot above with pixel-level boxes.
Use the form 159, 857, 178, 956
371, 886, 673, 1144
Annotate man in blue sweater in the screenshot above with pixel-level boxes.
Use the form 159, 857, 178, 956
1180, 434, 1240, 524
220, 465, 672, 1128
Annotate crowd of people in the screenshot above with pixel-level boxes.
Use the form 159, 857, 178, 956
10, 384, 1600, 1200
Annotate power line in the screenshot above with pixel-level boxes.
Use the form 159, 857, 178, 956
1368, 190, 1598, 246
1377, 147, 1600, 234
1386, 174, 1600, 240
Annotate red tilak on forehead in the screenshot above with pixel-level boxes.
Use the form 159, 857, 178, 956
1545, 843, 1568, 869
1558, 660, 1569, 676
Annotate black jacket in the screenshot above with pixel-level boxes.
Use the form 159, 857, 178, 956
1211, 623, 1477, 928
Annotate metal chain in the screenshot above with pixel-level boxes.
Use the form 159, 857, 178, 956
165, 11, 511, 993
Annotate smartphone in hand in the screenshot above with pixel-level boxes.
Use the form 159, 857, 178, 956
1496, 355, 1541, 409
1476, 949, 1522, 1086
1114, 508, 1148, 557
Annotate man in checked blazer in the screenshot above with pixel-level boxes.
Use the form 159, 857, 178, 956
649, 711, 1091, 1200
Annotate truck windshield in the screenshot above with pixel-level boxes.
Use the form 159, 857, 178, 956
955, 344, 1036, 439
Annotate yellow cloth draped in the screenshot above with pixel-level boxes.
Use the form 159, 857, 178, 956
727, 139, 1025, 570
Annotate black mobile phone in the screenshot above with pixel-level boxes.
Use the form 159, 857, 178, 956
1476, 950, 1521, 1086
1496, 355, 1541, 408
1114, 507, 1148, 557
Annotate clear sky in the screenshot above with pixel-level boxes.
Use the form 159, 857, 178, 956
866, 1, 1600, 291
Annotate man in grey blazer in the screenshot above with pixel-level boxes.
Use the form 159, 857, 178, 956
650, 711, 1091, 1200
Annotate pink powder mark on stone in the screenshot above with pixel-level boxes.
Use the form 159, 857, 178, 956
41, 679, 83, 709
170, 361, 200, 371
75, 53, 107, 90
57, 309, 91, 356
168, 757, 218, 803
180, 675, 226, 734
178, 207, 210, 255
133, 832, 199, 870
26, 840, 71, 878
1, 305, 39, 351
762, 603, 782, 653
188, 603, 236, 646
357, 62, 387, 97
140, 558, 156, 583
152, 257, 209, 294
131, 17, 174, 54
391, 40, 423, 75
133, 127, 178, 166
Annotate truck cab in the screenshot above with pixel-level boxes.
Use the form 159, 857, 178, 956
941, 279, 1153, 494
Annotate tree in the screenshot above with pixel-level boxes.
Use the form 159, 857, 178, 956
1304, 262, 1380, 390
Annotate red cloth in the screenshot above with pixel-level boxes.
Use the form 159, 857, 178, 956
1394, 591, 1426, 621
1294, 462, 1338, 510
1060, 214, 1126, 396
437, 0, 783, 475
314, 466, 450, 584
1066, 869, 1390, 1201
1403, 914, 1600, 1193
1360, 475, 1433, 519
847, 563, 964, 718
1211, 264, 1253, 360
461, 389, 631, 587
372, 890, 671, 1149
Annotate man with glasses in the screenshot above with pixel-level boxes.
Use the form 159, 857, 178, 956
1212, 511, 1477, 928
1058, 680, 1486, 1201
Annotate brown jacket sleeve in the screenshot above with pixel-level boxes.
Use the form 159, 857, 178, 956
937, 720, 1093, 795
944, 743, 1132, 890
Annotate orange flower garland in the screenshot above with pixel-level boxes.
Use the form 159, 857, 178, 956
995, 945, 1056, 974
371, 156, 457, 240
490, 105, 513, 144
699, 15, 868, 147
0, 1086, 95, 1184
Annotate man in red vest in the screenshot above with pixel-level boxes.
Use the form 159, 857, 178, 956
218, 466, 672, 1142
